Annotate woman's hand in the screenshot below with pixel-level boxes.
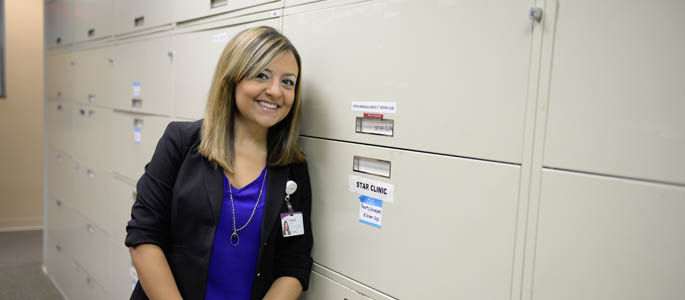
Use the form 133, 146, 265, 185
262, 276, 303, 300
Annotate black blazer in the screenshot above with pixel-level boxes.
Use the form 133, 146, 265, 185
125, 120, 313, 300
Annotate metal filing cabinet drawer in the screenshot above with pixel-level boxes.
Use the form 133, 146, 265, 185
74, 46, 115, 108
543, 0, 685, 184
72, 213, 111, 294
46, 53, 76, 102
532, 170, 685, 300
173, 13, 280, 119
113, 0, 173, 35
284, 0, 534, 163
47, 101, 74, 155
111, 111, 170, 181
73, 0, 113, 42
111, 34, 174, 116
300, 137, 520, 299
173, 0, 279, 23
71, 105, 114, 169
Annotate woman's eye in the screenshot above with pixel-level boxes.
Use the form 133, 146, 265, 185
256, 73, 269, 80
282, 79, 295, 87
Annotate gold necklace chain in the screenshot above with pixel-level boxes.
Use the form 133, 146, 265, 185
228, 169, 267, 247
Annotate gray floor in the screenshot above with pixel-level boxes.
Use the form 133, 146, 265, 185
0, 230, 63, 300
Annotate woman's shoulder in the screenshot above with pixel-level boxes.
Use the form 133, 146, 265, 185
161, 119, 204, 155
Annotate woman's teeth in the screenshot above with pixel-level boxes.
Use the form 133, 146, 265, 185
258, 101, 277, 109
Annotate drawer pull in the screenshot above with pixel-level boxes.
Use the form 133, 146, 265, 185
355, 117, 394, 137
57, 104, 62, 111
134, 16, 145, 27
88, 28, 95, 37
87, 169, 96, 179
211, 0, 227, 8
86, 224, 95, 233
56, 37, 61, 44
56, 245, 62, 252
56, 199, 62, 207
353, 156, 391, 178
131, 99, 143, 109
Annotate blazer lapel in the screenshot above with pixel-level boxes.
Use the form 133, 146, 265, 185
261, 165, 288, 243
203, 163, 224, 225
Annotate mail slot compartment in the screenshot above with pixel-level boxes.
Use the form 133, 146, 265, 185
73, 0, 113, 42
173, 14, 280, 119
74, 46, 114, 108
174, 0, 279, 23
542, 0, 685, 185
47, 52, 75, 102
113, 0, 173, 35
300, 136, 520, 299
111, 34, 173, 116
47, 101, 74, 154
284, 0, 534, 163
532, 169, 685, 300
111, 111, 170, 181
46, 236, 77, 300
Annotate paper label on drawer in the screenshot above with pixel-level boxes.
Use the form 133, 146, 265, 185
349, 175, 394, 202
212, 32, 228, 43
359, 195, 382, 228
134, 127, 141, 144
351, 102, 396, 114
133, 82, 141, 98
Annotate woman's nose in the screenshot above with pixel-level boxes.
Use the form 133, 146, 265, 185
265, 80, 282, 99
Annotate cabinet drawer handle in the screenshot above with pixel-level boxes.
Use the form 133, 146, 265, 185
88, 28, 95, 37
134, 16, 145, 27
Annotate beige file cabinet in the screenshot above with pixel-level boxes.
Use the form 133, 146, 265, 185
71, 105, 114, 169
174, 0, 280, 23
74, 46, 114, 108
532, 169, 685, 300
284, 0, 534, 164
46, 0, 74, 48
173, 14, 281, 119
543, 0, 685, 185
113, 0, 173, 35
111, 34, 174, 116
73, 0, 113, 42
300, 136, 520, 299
111, 111, 171, 181
47, 53, 75, 102
67, 260, 108, 300
47, 101, 74, 154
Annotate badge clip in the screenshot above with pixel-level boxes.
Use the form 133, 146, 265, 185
284, 180, 297, 213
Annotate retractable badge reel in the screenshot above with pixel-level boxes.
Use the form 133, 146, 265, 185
281, 180, 305, 237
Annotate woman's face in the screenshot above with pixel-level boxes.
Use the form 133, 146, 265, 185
234, 50, 299, 129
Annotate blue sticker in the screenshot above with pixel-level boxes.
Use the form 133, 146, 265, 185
359, 195, 382, 228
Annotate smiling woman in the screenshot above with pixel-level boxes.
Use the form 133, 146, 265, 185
126, 26, 312, 300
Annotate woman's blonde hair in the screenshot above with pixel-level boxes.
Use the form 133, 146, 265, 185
199, 26, 304, 172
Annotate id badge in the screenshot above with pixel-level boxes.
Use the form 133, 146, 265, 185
281, 212, 305, 237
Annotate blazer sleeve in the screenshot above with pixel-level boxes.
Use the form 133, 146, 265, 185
274, 161, 314, 290
125, 121, 186, 249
